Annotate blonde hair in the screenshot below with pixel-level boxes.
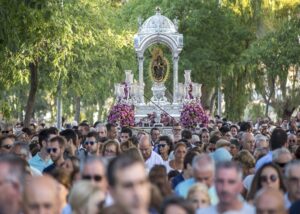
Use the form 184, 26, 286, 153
187, 183, 211, 204
234, 149, 255, 169
102, 140, 121, 156
216, 139, 230, 149
68, 181, 102, 214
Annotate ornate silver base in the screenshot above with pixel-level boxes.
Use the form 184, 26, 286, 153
135, 103, 182, 123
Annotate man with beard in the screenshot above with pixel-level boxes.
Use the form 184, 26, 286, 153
197, 161, 255, 214
43, 136, 66, 173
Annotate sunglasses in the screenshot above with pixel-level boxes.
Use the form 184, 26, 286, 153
84, 141, 96, 146
260, 174, 278, 183
1, 130, 12, 134
275, 162, 287, 168
47, 148, 58, 154
105, 149, 116, 154
1, 144, 12, 150
209, 148, 216, 152
289, 140, 296, 143
158, 144, 167, 148
82, 174, 103, 182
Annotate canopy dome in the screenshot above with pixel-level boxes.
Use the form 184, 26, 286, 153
139, 8, 178, 34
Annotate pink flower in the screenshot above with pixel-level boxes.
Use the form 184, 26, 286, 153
180, 101, 208, 129
108, 103, 135, 127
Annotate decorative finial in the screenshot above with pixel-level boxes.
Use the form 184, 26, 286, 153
173, 17, 179, 31
156, 7, 161, 15
138, 16, 143, 29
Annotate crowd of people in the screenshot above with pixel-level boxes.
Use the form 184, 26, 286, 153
0, 114, 300, 214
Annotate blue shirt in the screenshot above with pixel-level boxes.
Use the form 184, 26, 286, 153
29, 153, 53, 172
43, 163, 57, 174
172, 173, 185, 189
255, 151, 273, 171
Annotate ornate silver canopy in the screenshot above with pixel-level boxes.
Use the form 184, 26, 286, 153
134, 8, 183, 104
114, 9, 202, 124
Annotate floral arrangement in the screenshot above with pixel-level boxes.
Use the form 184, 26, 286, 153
107, 103, 135, 127
180, 101, 209, 128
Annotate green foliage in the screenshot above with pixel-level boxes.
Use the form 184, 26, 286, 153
246, 103, 265, 121
0, 0, 132, 122
0, 0, 299, 123
244, 6, 300, 118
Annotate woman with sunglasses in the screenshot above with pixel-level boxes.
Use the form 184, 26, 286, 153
247, 162, 286, 202
157, 136, 173, 160
157, 136, 173, 172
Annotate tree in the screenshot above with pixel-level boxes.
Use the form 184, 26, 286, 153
245, 6, 300, 119
0, 0, 130, 125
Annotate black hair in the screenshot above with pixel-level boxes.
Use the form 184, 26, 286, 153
160, 196, 194, 214
158, 135, 173, 155
50, 135, 66, 148
38, 129, 51, 147
60, 129, 77, 146
239, 121, 252, 132
183, 151, 199, 169
48, 127, 59, 135
79, 121, 89, 126
270, 128, 288, 151
86, 131, 99, 142
158, 135, 172, 146
219, 126, 230, 135
230, 124, 239, 131
106, 123, 116, 132
21, 127, 32, 136
93, 121, 101, 128
181, 129, 192, 140
121, 127, 133, 137
150, 127, 160, 134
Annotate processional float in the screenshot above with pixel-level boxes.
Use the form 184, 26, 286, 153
112, 8, 207, 128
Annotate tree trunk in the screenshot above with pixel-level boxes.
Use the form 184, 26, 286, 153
24, 60, 38, 128
97, 101, 102, 121
210, 91, 217, 116
74, 96, 80, 123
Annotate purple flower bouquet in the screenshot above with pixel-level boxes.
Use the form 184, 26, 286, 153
108, 103, 135, 127
180, 101, 209, 128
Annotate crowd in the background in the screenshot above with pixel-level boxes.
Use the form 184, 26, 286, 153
0, 112, 300, 214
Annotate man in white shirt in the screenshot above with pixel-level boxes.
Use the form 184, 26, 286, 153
197, 161, 255, 214
138, 134, 164, 171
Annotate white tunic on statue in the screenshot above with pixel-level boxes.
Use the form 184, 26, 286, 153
145, 151, 165, 171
